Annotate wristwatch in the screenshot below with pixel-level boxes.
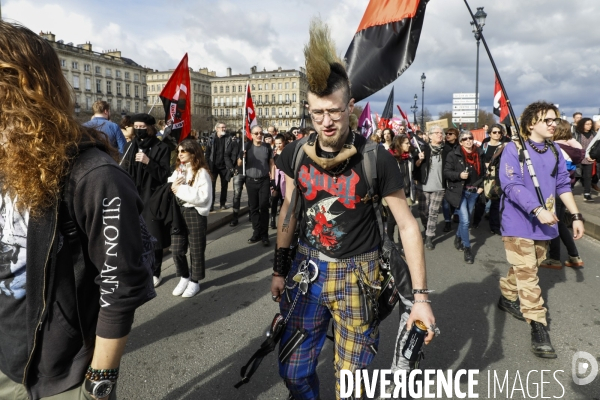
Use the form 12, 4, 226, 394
84, 378, 115, 398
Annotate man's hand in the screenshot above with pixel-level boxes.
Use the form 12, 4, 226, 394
476, 188, 484, 194
406, 302, 436, 345
572, 220, 585, 240
460, 171, 469, 179
270, 276, 285, 302
135, 152, 149, 165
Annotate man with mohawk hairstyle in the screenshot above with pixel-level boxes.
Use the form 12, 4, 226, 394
271, 18, 436, 400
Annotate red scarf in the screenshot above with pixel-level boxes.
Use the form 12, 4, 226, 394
461, 146, 481, 174
401, 152, 411, 160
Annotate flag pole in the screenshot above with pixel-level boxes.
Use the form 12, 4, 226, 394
242, 81, 249, 176
147, 96, 160, 115
463, 0, 546, 209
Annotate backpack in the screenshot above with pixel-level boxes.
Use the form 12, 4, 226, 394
283, 134, 413, 321
589, 139, 600, 161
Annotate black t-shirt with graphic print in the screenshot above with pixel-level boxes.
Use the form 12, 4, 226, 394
277, 133, 404, 259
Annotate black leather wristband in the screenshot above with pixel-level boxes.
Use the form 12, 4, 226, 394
273, 247, 293, 276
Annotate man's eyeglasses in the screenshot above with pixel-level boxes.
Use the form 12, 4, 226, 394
252, 131, 263, 136
310, 107, 347, 123
460, 137, 474, 142
542, 118, 561, 126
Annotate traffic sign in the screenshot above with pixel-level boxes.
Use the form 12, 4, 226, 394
453, 110, 476, 117
452, 117, 476, 123
453, 99, 477, 104
453, 93, 478, 99
453, 104, 477, 110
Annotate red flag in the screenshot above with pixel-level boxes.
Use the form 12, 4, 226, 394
160, 54, 192, 143
244, 83, 257, 140
493, 76, 509, 124
397, 105, 414, 131
379, 87, 394, 129
345, 0, 429, 102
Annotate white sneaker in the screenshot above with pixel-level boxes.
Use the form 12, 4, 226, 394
182, 281, 200, 298
172, 277, 190, 296
153, 276, 162, 288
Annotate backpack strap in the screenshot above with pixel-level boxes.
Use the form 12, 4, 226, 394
360, 141, 384, 238
281, 135, 311, 232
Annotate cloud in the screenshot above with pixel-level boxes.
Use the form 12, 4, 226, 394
4, 0, 600, 120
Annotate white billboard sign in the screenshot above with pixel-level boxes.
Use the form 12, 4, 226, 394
453, 110, 477, 117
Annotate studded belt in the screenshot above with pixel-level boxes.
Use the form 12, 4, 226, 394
297, 243, 379, 263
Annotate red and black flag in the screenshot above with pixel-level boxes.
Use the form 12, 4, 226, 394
160, 53, 192, 143
493, 75, 510, 125
244, 83, 258, 140
378, 87, 394, 129
345, 0, 430, 102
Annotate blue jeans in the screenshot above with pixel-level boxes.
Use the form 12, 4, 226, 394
442, 198, 454, 222
456, 191, 478, 248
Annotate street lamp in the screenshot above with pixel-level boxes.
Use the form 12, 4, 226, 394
471, 6, 487, 128
410, 94, 419, 127
420, 73, 426, 129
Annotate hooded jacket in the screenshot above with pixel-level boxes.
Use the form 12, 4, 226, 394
2, 142, 155, 399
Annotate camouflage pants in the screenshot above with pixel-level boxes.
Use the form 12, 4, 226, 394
500, 237, 549, 325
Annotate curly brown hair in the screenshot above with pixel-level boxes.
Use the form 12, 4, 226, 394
0, 22, 113, 214
519, 101, 559, 139
175, 139, 211, 184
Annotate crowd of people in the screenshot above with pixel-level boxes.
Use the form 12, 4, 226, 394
0, 20, 596, 400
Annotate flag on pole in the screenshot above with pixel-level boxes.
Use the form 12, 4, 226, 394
344, 0, 430, 102
358, 103, 373, 138
378, 87, 394, 129
160, 53, 192, 143
244, 83, 257, 140
493, 75, 510, 125
396, 105, 413, 131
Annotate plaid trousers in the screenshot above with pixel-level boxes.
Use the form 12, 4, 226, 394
418, 190, 445, 237
171, 207, 207, 281
279, 244, 381, 400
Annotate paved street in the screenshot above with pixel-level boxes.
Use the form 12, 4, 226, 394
118, 211, 600, 400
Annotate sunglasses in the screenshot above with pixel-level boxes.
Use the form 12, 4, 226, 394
460, 137, 474, 142
491, 130, 502, 134
252, 132, 263, 136
177, 149, 188, 153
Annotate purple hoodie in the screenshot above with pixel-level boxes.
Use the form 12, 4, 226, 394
499, 140, 571, 240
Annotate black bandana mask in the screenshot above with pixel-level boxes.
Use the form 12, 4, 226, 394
135, 128, 149, 139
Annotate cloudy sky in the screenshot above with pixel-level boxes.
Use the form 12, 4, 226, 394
3, 0, 600, 121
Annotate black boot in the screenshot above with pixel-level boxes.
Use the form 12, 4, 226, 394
497, 296, 525, 321
229, 212, 238, 227
424, 236, 435, 250
270, 215, 277, 229
463, 246, 474, 264
443, 221, 451, 232
454, 235, 464, 251
530, 321, 557, 358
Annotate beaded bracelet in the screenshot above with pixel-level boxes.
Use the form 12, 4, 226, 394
534, 207, 544, 217
412, 289, 434, 294
413, 299, 431, 304
85, 365, 119, 382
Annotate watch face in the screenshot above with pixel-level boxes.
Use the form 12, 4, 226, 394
93, 380, 114, 398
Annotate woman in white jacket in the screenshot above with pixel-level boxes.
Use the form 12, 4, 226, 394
169, 139, 213, 297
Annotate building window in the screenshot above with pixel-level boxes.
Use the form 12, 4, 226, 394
126, 84, 130, 96
226, 109, 230, 116
226, 86, 230, 93
126, 101, 131, 111
272, 107, 276, 115
279, 94, 283, 102
84, 64, 91, 72
258, 108, 263, 116
106, 81, 112, 94
285, 94, 290, 101
135, 102, 139, 113
278, 107, 282, 116
220, 109, 224, 116
95, 66, 101, 74
272, 83, 275, 90
265, 108, 269, 116
106, 68, 112, 76
238, 85, 243, 92
214, 98, 218, 106
143, 87, 146, 97
151, 85, 155, 92
72, 61, 79, 69
292, 93, 297, 102
285, 107, 289, 116
86, 97, 92, 110
125, 72, 130, 79
278, 83, 282, 90
293, 82, 297, 89
142, 75, 146, 83
116, 70, 121, 78
293, 108, 297, 116
226, 97, 230, 106
117, 100, 122, 111
258, 84, 262, 90
134, 86, 139, 97
134, 73, 139, 82
85, 78, 91, 91
272, 95, 276, 103
285, 82, 289, 89
286, 120, 290, 127
96, 79, 102, 93
73, 76, 80, 89
252, 84, 256, 91
232, 109, 236, 117
61, 59, 66, 67
213, 86, 217, 93
220, 97, 224, 106
220, 86, 223, 93
116, 82, 122, 95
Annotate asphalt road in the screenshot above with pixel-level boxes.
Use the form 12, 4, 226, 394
117, 217, 600, 400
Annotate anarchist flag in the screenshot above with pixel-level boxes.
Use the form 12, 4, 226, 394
345, 0, 430, 102
358, 102, 373, 138
493, 75, 510, 125
396, 105, 414, 131
378, 87, 394, 129
160, 53, 192, 143
244, 83, 257, 140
